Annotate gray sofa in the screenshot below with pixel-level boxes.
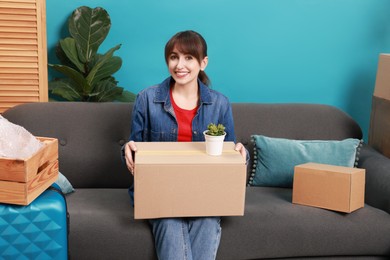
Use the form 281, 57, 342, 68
3, 102, 390, 260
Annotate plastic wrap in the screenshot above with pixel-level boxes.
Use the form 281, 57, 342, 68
0, 115, 43, 159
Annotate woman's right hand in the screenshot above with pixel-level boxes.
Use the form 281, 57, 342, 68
124, 141, 137, 175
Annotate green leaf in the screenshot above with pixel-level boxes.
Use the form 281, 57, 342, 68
91, 80, 123, 102
55, 42, 75, 69
68, 6, 111, 63
59, 38, 85, 73
90, 56, 122, 84
49, 79, 82, 101
49, 64, 89, 93
86, 44, 121, 89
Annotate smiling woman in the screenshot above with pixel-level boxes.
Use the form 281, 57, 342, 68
166, 31, 209, 110
123, 30, 247, 260
165, 30, 210, 88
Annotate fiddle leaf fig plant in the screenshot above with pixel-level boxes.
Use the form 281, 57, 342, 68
48, 6, 135, 102
205, 123, 226, 136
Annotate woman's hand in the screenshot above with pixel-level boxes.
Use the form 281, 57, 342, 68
234, 142, 247, 159
124, 141, 137, 175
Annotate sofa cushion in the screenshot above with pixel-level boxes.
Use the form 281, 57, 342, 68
66, 188, 390, 260
249, 135, 361, 187
217, 187, 390, 259
66, 189, 156, 259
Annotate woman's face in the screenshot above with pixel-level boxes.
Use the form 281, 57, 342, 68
167, 47, 208, 87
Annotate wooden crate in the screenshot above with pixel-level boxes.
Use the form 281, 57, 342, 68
0, 137, 58, 205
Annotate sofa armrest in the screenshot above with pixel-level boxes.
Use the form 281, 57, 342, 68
358, 144, 390, 214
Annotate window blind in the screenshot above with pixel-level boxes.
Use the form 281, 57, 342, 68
0, 0, 47, 113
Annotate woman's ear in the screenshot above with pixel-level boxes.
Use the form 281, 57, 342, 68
200, 56, 208, 71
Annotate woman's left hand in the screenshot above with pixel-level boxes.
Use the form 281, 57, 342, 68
234, 142, 247, 159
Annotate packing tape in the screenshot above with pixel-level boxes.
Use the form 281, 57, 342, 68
137, 150, 238, 156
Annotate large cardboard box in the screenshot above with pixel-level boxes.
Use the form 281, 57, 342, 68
292, 163, 365, 213
0, 137, 58, 205
369, 53, 390, 158
134, 142, 246, 219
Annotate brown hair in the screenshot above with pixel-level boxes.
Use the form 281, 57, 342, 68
165, 30, 210, 86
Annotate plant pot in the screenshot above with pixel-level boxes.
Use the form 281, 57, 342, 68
203, 130, 226, 156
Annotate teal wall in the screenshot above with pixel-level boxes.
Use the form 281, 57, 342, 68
46, 0, 390, 140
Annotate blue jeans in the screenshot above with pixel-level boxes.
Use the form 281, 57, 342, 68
149, 217, 221, 260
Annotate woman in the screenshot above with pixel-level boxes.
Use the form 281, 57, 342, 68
124, 30, 247, 260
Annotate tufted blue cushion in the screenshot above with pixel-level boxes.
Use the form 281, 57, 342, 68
249, 135, 362, 187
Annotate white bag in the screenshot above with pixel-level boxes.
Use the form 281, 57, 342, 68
0, 115, 43, 159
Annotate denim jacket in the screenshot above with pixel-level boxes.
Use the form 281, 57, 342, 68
130, 77, 236, 143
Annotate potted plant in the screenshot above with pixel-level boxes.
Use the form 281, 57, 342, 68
48, 6, 135, 102
203, 123, 226, 156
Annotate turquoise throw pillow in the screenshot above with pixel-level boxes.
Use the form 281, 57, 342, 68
55, 171, 75, 194
249, 135, 362, 188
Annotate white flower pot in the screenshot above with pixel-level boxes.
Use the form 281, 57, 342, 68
203, 130, 226, 156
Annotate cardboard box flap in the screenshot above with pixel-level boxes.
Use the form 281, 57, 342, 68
135, 142, 245, 165
296, 162, 363, 175
374, 54, 390, 100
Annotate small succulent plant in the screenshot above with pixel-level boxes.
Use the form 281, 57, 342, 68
205, 123, 226, 136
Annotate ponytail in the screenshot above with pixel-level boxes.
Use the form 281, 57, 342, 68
199, 71, 210, 87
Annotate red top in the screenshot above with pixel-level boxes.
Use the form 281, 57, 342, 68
170, 88, 198, 142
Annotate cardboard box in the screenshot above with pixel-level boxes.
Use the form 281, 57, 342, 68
369, 53, 390, 159
134, 142, 246, 219
292, 163, 365, 213
0, 137, 58, 205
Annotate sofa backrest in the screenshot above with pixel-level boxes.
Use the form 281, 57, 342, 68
3, 102, 362, 188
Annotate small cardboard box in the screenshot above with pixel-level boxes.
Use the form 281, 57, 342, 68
369, 53, 390, 159
0, 137, 58, 205
134, 142, 246, 219
292, 163, 365, 213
